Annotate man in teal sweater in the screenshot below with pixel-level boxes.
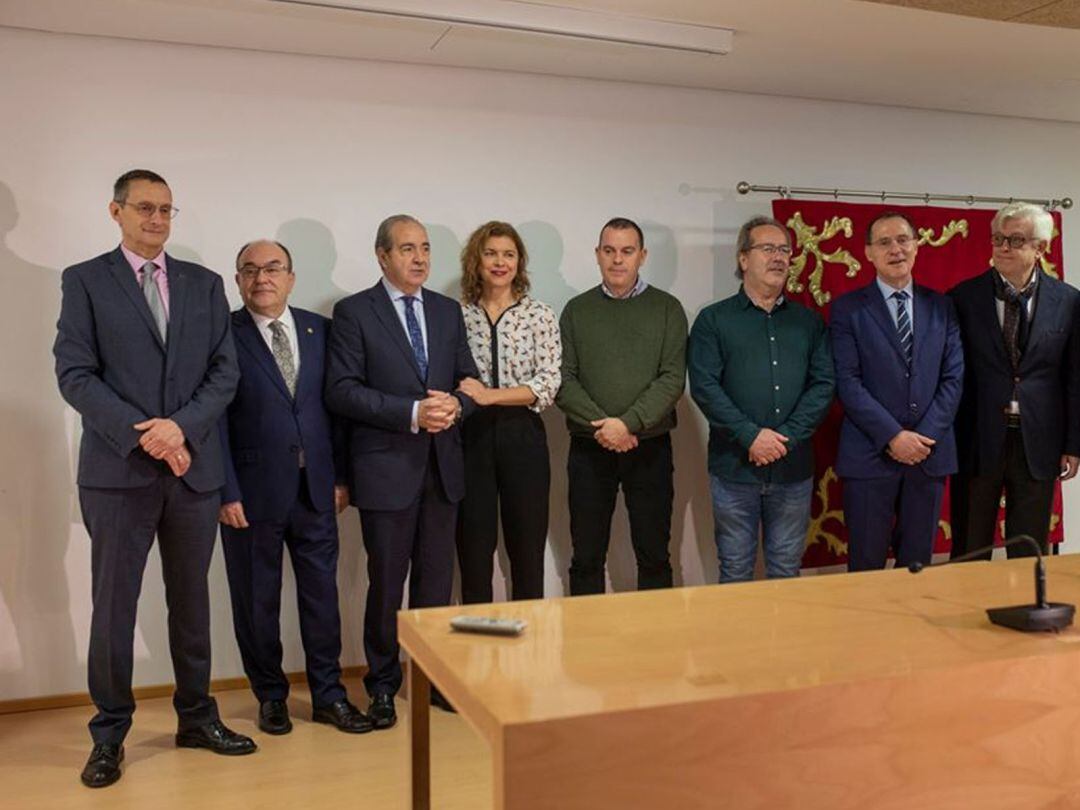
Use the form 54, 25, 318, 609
557, 218, 688, 595
688, 215, 834, 583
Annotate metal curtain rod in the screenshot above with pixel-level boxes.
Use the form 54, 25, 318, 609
735, 181, 1073, 210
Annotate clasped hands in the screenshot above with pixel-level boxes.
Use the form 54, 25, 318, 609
749, 428, 788, 466
887, 430, 935, 465
418, 390, 461, 433
134, 417, 190, 476
591, 417, 637, 453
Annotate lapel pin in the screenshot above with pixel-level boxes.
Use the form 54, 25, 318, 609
306, 327, 314, 334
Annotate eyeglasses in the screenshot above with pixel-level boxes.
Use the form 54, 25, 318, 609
870, 235, 917, 249
747, 243, 792, 256
117, 201, 180, 220
238, 262, 291, 279
991, 233, 1040, 249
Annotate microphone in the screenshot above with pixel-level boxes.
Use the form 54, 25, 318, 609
907, 534, 1075, 632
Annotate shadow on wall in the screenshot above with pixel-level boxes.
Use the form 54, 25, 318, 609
0, 180, 78, 699
276, 218, 351, 318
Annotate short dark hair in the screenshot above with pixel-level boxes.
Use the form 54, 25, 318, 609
375, 214, 423, 253
865, 211, 917, 244
235, 239, 294, 272
113, 169, 168, 203
598, 217, 644, 249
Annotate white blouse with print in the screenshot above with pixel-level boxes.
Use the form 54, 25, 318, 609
461, 296, 562, 413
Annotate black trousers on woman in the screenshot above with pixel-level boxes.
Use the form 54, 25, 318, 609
457, 406, 550, 603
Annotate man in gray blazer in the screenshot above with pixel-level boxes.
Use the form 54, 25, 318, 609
54, 169, 252, 789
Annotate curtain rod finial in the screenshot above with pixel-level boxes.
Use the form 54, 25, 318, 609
1063, 198, 1074, 210
736, 181, 750, 195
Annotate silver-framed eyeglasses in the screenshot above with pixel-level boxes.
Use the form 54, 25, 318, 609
871, 235, 917, 249
748, 243, 792, 256
117, 201, 180, 220
238, 262, 291, 279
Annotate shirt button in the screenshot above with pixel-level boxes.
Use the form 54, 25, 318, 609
1014, 376, 1021, 383
910, 403, 918, 410
770, 336, 775, 342
775, 408, 781, 414
772, 360, 778, 366
774, 385, 780, 390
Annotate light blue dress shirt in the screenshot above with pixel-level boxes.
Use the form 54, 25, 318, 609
876, 275, 914, 334
381, 276, 428, 432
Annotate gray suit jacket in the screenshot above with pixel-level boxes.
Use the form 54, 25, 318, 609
54, 246, 238, 492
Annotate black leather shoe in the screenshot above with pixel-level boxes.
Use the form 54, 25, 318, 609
80, 743, 123, 788
367, 693, 397, 730
313, 698, 374, 734
258, 700, 292, 735
430, 688, 457, 714
176, 720, 258, 755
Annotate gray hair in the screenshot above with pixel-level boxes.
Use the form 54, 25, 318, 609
375, 214, 423, 253
735, 215, 790, 280
992, 202, 1054, 243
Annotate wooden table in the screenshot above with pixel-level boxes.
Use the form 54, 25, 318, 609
398, 555, 1080, 809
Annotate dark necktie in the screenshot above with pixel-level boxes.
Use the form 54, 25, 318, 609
140, 261, 168, 342
892, 290, 912, 365
993, 271, 1037, 372
402, 296, 428, 379
268, 320, 297, 396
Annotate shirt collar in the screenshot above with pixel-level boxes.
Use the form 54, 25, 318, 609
993, 266, 1039, 297
121, 243, 167, 276
249, 305, 295, 333
382, 275, 424, 303
737, 285, 786, 312
875, 275, 913, 301
601, 274, 648, 299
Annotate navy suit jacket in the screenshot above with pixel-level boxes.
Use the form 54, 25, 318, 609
53, 246, 238, 493
324, 281, 479, 511
950, 269, 1080, 481
218, 307, 346, 522
830, 281, 963, 478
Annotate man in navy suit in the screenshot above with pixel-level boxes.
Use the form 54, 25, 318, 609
54, 170, 253, 789
325, 215, 479, 728
950, 202, 1080, 559
831, 211, 964, 571
218, 239, 371, 736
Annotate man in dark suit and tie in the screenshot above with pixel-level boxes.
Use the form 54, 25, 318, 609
831, 211, 964, 570
325, 214, 478, 728
949, 202, 1080, 559
218, 239, 371, 736
54, 169, 253, 789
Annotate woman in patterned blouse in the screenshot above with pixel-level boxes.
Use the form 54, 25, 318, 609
456, 221, 562, 603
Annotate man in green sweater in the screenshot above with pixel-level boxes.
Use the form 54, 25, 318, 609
688, 215, 834, 583
557, 218, 688, 595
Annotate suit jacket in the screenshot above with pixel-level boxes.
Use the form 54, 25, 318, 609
324, 281, 479, 511
950, 269, 1080, 481
53, 246, 238, 493
831, 281, 963, 478
218, 307, 346, 522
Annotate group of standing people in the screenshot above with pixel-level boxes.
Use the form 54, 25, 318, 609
55, 169, 1079, 790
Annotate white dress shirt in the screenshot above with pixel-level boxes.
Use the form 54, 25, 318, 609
249, 305, 300, 376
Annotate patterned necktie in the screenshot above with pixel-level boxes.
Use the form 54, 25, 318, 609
402, 296, 428, 379
140, 261, 168, 342
268, 320, 297, 396
892, 290, 912, 365
993, 270, 1037, 371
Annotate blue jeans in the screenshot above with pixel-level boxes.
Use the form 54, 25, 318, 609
710, 475, 812, 583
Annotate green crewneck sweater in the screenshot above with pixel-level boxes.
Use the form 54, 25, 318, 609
557, 285, 688, 438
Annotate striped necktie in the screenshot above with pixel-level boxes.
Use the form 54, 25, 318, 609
892, 290, 912, 365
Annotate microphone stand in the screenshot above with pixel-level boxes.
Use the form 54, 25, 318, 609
907, 534, 1074, 632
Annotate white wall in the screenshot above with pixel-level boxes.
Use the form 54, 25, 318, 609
2, 25, 1080, 701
